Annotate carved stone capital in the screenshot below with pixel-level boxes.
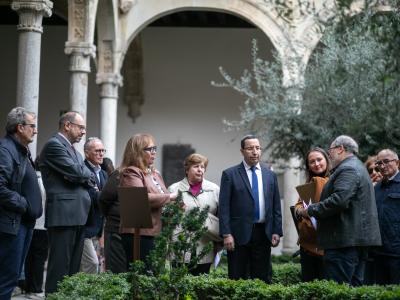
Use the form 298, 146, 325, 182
96, 72, 123, 86
119, 0, 136, 14
96, 73, 122, 99
65, 41, 96, 72
11, 0, 53, 33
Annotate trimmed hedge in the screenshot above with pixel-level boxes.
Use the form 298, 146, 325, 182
48, 263, 400, 300
46, 272, 130, 300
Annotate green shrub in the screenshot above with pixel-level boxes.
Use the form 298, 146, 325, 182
50, 270, 400, 300
46, 272, 130, 300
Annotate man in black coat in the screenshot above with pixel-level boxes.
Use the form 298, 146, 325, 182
0, 107, 42, 299
40, 111, 96, 294
374, 149, 400, 284
80, 137, 108, 274
298, 135, 381, 286
219, 135, 282, 283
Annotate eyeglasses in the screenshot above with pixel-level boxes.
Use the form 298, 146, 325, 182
375, 159, 397, 166
328, 145, 341, 152
94, 149, 106, 154
69, 122, 86, 131
144, 146, 157, 153
368, 167, 380, 174
22, 123, 36, 129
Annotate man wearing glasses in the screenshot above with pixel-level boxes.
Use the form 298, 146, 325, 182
374, 149, 400, 285
80, 137, 108, 274
40, 111, 96, 295
0, 107, 42, 299
297, 135, 381, 286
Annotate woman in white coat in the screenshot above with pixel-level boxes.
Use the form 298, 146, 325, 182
168, 153, 221, 275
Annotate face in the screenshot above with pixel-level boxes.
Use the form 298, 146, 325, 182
367, 162, 382, 183
307, 151, 327, 176
376, 151, 399, 179
328, 144, 343, 168
17, 114, 37, 146
143, 141, 157, 167
240, 138, 261, 166
187, 163, 206, 184
66, 114, 86, 144
85, 140, 105, 166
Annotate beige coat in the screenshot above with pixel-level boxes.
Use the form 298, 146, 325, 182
120, 166, 170, 236
168, 178, 220, 264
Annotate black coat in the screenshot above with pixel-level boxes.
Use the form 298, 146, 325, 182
84, 160, 107, 238
218, 162, 283, 246
0, 135, 42, 234
40, 134, 95, 227
308, 156, 382, 249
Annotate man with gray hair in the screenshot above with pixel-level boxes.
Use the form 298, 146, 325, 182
374, 149, 400, 284
297, 135, 381, 286
0, 107, 42, 299
80, 137, 107, 274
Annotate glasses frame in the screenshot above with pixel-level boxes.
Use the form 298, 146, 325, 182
375, 159, 397, 167
144, 146, 157, 153
328, 145, 342, 152
94, 149, 107, 154
68, 121, 86, 131
22, 123, 36, 129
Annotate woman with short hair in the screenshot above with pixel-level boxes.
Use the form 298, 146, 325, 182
168, 153, 221, 275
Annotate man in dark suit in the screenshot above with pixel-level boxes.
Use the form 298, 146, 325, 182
219, 135, 283, 283
80, 137, 108, 273
40, 111, 96, 294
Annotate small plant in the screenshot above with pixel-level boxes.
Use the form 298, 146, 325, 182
132, 190, 212, 299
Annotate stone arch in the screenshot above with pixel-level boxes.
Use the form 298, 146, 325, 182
118, 0, 291, 71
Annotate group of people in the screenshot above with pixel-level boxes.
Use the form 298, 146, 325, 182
0, 106, 398, 300
295, 136, 400, 286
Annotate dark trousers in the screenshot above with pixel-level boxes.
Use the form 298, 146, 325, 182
25, 230, 48, 293
0, 224, 33, 300
121, 234, 154, 270
189, 263, 211, 276
375, 255, 400, 285
45, 226, 85, 294
104, 231, 128, 273
324, 247, 367, 286
227, 223, 272, 283
300, 248, 324, 282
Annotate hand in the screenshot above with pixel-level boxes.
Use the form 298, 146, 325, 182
169, 191, 178, 201
223, 234, 235, 251
271, 234, 280, 247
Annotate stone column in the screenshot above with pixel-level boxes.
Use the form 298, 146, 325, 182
12, 0, 53, 158
282, 158, 302, 254
280, 46, 306, 255
96, 73, 122, 164
64, 42, 96, 152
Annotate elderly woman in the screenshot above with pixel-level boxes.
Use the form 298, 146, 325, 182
168, 153, 220, 275
119, 134, 176, 266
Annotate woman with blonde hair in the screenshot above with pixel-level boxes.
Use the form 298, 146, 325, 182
168, 153, 220, 275
119, 134, 177, 267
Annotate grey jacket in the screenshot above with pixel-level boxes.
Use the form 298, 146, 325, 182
40, 134, 95, 227
308, 156, 381, 249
